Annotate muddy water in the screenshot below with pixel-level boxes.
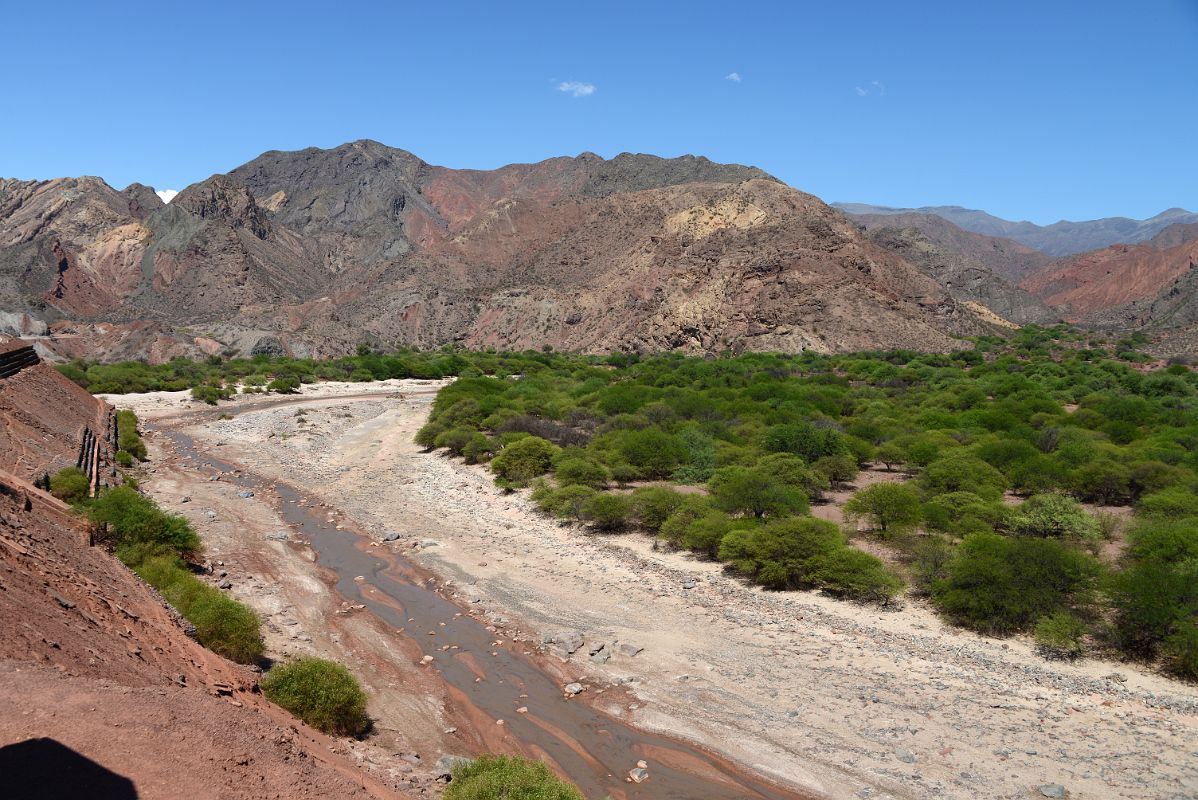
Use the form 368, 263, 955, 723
161, 428, 814, 800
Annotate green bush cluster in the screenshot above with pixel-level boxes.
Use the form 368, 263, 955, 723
405, 330, 1198, 673
260, 657, 369, 735
135, 555, 264, 664
116, 409, 147, 461
49, 467, 90, 504
444, 756, 583, 800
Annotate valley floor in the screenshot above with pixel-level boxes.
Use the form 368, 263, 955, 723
112, 382, 1198, 800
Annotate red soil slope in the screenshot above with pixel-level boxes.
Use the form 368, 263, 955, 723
0, 361, 404, 799
1021, 239, 1198, 321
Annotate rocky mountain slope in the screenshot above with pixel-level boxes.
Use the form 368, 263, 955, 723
0, 142, 1010, 361
1020, 225, 1198, 323
837, 202, 1198, 257
850, 212, 1058, 325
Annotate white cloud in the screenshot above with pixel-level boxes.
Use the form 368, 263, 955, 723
855, 81, 886, 97
156, 189, 178, 204
556, 81, 596, 97
725, 72, 741, 82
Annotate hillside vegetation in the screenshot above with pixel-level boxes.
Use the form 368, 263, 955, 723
411, 327, 1198, 679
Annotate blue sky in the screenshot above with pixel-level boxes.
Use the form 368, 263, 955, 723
4, 0, 1196, 223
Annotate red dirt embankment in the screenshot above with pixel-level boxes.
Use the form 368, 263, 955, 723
0, 358, 406, 799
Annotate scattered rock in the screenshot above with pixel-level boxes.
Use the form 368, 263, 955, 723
218, 580, 233, 590
180, 496, 191, 503
265, 532, 288, 541
682, 579, 697, 590
238, 490, 254, 498
628, 767, 649, 783
564, 682, 584, 696
1039, 785, 1066, 799
896, 748, 916, 764
545, 630, 584, 654
615, 641, 643, 658
381, 531, 402, 542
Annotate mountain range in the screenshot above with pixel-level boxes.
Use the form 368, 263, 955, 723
0, 141, 1193, 362
834, 202, 1198, 257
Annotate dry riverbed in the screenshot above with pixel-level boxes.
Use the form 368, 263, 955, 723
109, 381, 1198, 800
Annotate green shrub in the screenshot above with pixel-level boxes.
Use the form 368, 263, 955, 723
1034, 611, 1087, 659
533, 484, 597, 520
49, 467, 90, 504
718, 517, 843, 590
261, 657, 369, 735
115, 409, 147, 461
843, 482, 923, 534
629, 487, 685, 531
658, 496, 716, 548
133, 555, 264, 664
1109, 518, 1198, 673
922, 453, 1008, 501
1006, 494, 1101, 543
490, 436, 560, 487
812, 454, 858, 487
415, 421, 447, 450
191, 385, 231, 405
188, 592, 265, 664
809, 547, 903, 603
910, 535, 954, 595
677, 509, 733, 558
89, 486, 201, 558
434, 427, 481, 457
115, 450, 135, 467
553, 456, 609, 488
444, 755, 583, 800
932, 533, 1101, 635
267, 375, 301, 394
1138, 487, 1198, 520
579, 492, 631, 531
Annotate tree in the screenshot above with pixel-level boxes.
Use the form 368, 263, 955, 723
261, 657, 369, 736
875, 441, 907, 472
709, 466, 808, 518
843, 483, 923, 534
812, 454, 858, 488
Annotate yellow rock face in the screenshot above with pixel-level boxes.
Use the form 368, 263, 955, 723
664, 197, 767, 239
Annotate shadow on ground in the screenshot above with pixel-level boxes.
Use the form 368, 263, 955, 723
0, 738, 137, 799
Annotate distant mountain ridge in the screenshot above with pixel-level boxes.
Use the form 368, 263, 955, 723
835, 202, 1198, 257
